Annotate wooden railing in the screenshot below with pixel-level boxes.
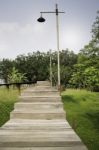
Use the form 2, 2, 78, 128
0, 81, 37, 94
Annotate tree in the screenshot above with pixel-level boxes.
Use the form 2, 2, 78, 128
79, 41, 99, 68
0, 59, 14, 83
51, 50, 77, 87
14, 52, 50, 82
84, 67, 99, 91
92, 11, 99, 43
69, 64, 86, 88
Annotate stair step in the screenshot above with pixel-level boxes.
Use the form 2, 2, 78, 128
1, 126, 71, 131
14, 102, 63, 110
10, 110, 66, 119
37, 81, 51, 86
2, 119, 70, 130
21, 92, 59, 96
23, 89, 58, 92
0, 146, 88, 150
0, 130, 77, 135
3, 119, 69, 129
3, 119, 67, 124
19, 96, 61, 102
0, 131, 83, 147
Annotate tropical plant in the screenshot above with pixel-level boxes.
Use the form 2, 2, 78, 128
8, 67, 27, 83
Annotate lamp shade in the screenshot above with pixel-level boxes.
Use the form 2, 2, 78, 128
37, 17, 46, 22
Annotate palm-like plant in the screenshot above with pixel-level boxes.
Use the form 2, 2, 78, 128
8, 67, 27, 83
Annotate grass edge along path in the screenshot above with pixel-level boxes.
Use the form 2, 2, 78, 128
61, 89, 99, 150
0, 88, 19, 127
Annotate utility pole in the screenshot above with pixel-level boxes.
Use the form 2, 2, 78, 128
50, 50, 52, 87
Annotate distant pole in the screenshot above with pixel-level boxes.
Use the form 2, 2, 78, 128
50, 50, 52, 87
56, 4, 60, 90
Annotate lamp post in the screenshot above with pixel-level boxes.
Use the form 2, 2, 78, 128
37, 4, 65, 90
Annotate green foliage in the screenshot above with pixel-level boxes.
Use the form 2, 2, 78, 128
0, 88, 18, 126
15, 52, 50, 82
62, 89, 99, 150
69, 65, 99, 91
69, 11, 99, 91
8, 67, 27, 83
84, 67, 99, 91
69, 64, 85, 88
0, 59, 14, 83
92, 11, 99, 43
0, 50, 77, 86
79, 41, 99, 68
51, 50, 77, 86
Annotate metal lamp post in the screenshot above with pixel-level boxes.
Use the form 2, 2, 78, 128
37, 4, 65, 90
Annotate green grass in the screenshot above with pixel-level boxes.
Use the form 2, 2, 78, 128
0, 87, 19, 127
61, 89, 99, 150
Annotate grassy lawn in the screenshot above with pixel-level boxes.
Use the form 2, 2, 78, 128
0, 87, 19, 127
61, 89, 99, 150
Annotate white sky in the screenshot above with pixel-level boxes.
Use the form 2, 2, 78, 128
0, 0, 99, 59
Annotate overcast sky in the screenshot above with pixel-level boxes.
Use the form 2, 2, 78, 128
0, 0, 99, 59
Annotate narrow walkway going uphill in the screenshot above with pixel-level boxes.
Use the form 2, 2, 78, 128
0, 81, 87, 150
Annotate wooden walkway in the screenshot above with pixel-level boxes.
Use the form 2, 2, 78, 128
0, 81, 87, 150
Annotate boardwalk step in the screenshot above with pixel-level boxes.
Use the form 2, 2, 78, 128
10, 110, 66, 120
0, 146, 88, 150
2, 119, 70, 130
21, 92, 59, 96
0, 131, 83, 147
37, 81, 51, 86
14, 102, 63, 110
19, 96, 61, 102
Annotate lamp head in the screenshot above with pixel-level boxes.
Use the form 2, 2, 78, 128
37, 16, 46, 22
